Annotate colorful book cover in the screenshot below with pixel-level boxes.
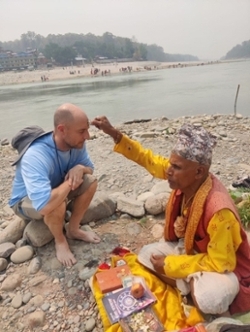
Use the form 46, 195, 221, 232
119, 306, 165, 332
102, 285, 156, 324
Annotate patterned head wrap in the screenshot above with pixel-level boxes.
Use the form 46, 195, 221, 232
172, 123, 217, 165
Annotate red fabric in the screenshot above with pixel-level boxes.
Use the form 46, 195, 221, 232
111, 247, 130, 257
98, 262, 111, 270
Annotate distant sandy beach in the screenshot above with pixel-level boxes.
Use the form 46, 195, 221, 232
0, 60, 218, 86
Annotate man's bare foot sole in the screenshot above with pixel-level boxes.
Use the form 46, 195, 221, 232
55, 240, 77, 267
66, 229, 101, 243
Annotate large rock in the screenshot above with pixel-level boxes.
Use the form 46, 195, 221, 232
80, 192, 116, 224
150, 181, 171, 195
145, 193, 169, 215
0, 217, 26, 245
117, 197, 145, 217
23, 220, 53, 247
137, 192, 154, 202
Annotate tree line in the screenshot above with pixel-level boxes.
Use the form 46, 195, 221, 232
223, 40, 250, 59
0, 31, 199, 65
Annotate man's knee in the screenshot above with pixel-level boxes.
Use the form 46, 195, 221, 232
189, 272, 239, 314
68, 174, 97, 201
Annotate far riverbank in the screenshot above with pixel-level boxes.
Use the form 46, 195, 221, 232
0, 59, 224, 86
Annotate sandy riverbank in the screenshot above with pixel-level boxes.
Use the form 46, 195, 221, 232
0, 60, 216, 86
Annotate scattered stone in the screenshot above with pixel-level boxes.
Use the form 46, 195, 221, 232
28, 275, 47, 287
0, 257, 8, 271
126, 222, 142, 236
0, 138, 9, 146
30, 294, 43, 306
0, 114, 250, 332
79, 267, 97, 281
151, 224, 164, 239
0, 242, 16, 258
27, 256, 42, 274
41, 303, 50, 311
85, 317, 96, 331
11, 293, 23, 308
22, 292, 32, 304
15, 238, 27, 248
0, 217, 26, 245
1, 273, 22, 291
27, 311, 46, 328
10, 245, 34, 264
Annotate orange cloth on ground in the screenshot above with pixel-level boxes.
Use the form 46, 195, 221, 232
93, 253, 204, 332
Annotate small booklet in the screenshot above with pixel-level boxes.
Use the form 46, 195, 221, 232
102, 285, 156, 324
119, 306, 165, 332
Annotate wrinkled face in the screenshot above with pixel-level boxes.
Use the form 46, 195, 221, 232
166, 153, 202, 192
62, 116, 90, 149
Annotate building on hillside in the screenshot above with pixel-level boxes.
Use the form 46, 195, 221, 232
0, 49, 37, 71
75, 55, 87, 67
37, 52, 47, 67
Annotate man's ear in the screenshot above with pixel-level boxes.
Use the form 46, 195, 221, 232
195, 165, 206, 178
57, 124, 65, 134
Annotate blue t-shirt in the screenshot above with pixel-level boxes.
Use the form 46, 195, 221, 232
9, 133, 94, 211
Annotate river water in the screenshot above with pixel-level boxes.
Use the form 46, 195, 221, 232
0, 60, 249, 139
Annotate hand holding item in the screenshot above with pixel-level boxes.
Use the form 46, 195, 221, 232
91, 116, 123, 143
150, 254, 165, 274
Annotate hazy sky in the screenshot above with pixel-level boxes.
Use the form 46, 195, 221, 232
0, 0, 249, 59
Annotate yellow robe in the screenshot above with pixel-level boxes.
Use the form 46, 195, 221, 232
92, 135, 242, 331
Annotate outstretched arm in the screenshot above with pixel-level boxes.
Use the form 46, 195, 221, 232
92, 116, 170, 179
91, 116, 123, 143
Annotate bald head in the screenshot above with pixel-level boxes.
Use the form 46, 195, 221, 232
54, 103, 88, 128
53, 103, 90, 150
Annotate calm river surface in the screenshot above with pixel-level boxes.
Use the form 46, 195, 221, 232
0, 60, 249, 139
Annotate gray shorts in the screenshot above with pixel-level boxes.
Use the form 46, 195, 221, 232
12, 174, 96, 221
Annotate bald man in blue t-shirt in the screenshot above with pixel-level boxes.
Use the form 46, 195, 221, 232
9, 103, 101, 267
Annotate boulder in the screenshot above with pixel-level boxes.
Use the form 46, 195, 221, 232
0, 217, 26, 245
23, 220, 53, 247
117, 196, 145, 217
145, 193, 169, 215
80, 192, 116, 224
150, 181, 171, 195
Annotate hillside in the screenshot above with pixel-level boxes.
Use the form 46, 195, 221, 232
223, 39, 250, 59
0, 31, 199, 65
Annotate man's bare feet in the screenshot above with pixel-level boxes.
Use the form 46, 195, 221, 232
55, 239, 77, 267
66, 228, 101, 243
